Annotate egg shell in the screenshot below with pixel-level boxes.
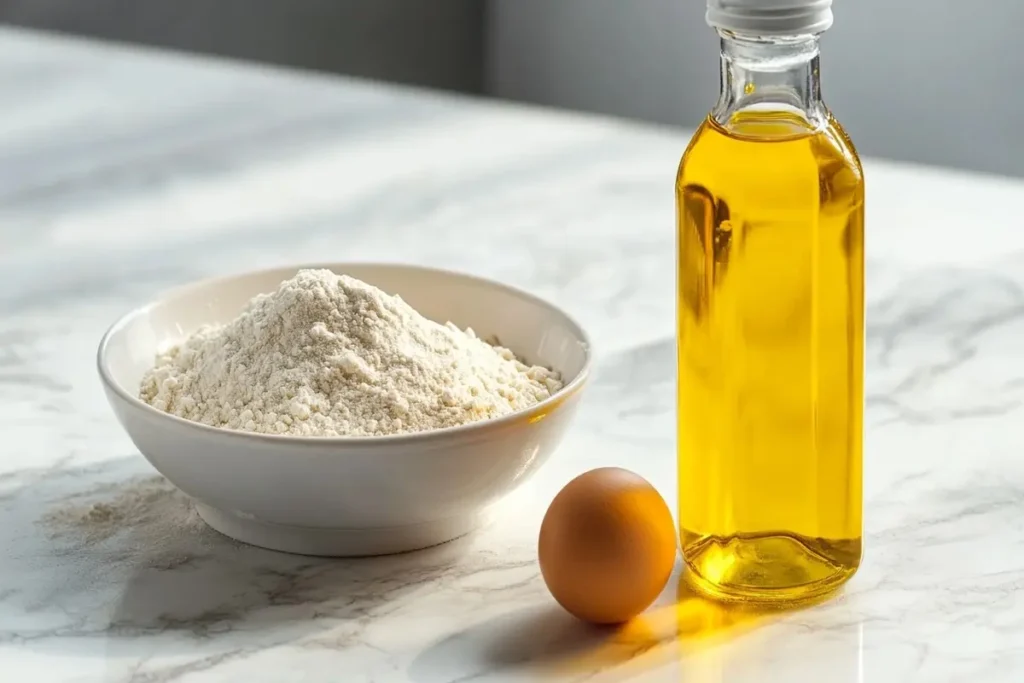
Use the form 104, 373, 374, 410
538, 467, 677, 625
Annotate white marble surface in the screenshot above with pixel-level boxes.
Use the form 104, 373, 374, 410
2, 26, 1024, 683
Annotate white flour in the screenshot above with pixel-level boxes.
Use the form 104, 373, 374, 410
140, 269, 564, 437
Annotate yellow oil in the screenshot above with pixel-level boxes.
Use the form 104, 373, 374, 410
676, 110, 864, 604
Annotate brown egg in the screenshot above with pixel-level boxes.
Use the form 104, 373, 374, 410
538, 467, 677, 625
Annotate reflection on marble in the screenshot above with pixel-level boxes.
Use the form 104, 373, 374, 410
2, 25, 1024, 683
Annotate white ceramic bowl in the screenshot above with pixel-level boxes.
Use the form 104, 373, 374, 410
98, 263, 591, 557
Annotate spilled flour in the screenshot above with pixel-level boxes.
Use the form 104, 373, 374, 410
139, 269, 565, 437
44, 476, 203, 543
42, 476, 221, 570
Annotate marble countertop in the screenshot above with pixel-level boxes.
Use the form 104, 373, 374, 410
2, 26, 1023, 683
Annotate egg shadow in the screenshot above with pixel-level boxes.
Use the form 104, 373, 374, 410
407, 562, 677, 682
409, 565, 825, 682
407, 604, 632, 683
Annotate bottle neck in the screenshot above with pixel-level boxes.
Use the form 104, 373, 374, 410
712, 32, 826, 133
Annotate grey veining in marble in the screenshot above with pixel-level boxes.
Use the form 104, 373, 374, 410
2, 26, 1024, 683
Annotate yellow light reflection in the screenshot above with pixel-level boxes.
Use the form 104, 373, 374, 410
536, 571, 776, 680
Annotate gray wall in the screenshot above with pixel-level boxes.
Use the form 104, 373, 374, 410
489, 0, 715, 131
0, 0, 486, 92
4, 1, 1022, 176
488, 0, 1024, 178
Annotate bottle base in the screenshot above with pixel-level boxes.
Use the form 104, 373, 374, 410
681, 531, 861, 606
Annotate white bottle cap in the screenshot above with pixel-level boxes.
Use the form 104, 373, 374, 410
707, 0, 833, 35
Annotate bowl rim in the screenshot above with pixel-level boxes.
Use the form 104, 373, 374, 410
97, 261, 593, 446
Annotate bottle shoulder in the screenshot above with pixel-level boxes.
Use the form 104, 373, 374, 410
677, 112, 863, 189
823, 113, 863, 173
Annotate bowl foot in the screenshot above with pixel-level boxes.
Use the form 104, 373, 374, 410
195, 503, 487, 557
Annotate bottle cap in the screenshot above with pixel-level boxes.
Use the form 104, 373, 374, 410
706, 0, 833, 35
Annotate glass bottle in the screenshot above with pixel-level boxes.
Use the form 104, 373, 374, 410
676, 0, 864, 604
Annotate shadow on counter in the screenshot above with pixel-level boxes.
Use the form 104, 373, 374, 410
2, 457, 480, 657
409, 569, 866, 682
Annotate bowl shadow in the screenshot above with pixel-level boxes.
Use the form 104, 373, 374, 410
2, 458, 480, 663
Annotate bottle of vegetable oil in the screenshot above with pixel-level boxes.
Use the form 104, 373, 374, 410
676, 0, 863, 604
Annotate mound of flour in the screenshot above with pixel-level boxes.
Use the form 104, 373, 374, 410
139, 269, 564, 437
